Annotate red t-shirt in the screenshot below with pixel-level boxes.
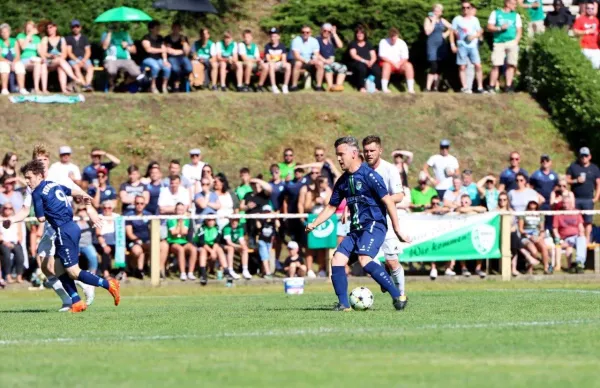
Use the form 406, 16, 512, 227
553, 214, 584, 238
574, 16, 600, 49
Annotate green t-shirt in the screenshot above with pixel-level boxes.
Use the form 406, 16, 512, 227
235, 184, 253, 201
194, 39, 214, 59
524, 0, 545, 22
278, 162, 296, 180
196, 225, 220, 246
411, 186, 438, 212
493, 9, 518, 43
166, 219, 190, 245
15, 33, 41, 59
223, 224, 245, 244
1, 38, 17, 59
101, 31, 133, 60
217, 40, 236, 58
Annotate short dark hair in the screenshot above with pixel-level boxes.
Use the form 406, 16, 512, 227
169, 175, 180, 182
335, 136, 359, 150
20, 159, 45, 177
430, 195, 440, 202
355, 25, 367, 40
148, 21, 160, 30
175, 202, 185, 208
460, 194, 471, 200
516, 172, 527, 180
240, 167, 250, 174
170, 159, 181, 166
243, 29, 252, 35
270, 163, 279, 171
362, 135, 381, 148
127, 165, 139, 174
389, 27, 400, 37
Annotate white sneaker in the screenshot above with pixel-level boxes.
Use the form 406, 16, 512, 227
1, 89, 9, 96
58, 304, 72, 312
282, 85, 289, 94
272, 86, 280, 94
76, 280, 95, 307
229, 270, 241, 280
462, 269, 472, 277
307, 270, 317, 279
180, 273, 188, 281
382, 89, 391, 94
476, 269, 487, 279
187, 272, 196, 281
430, 268, 438, 280
242, 270, 252, 280
445, 268, 456, 276
20, 89, 30, 95
318, 270, 327, 278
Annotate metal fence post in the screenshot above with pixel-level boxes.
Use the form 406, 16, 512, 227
501, 215, 512, 281
150, 219, 161, 287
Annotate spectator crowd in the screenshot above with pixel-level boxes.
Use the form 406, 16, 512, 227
0, 138, 598, 289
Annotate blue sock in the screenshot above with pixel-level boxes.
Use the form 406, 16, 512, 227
58, 274, 81, 304
363, 261, 400, 299
78, 271, 109, 290
331, 266, 349, 308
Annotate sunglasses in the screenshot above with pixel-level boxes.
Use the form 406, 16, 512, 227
102, 206, 113, 209
302, 31, 311, 34
517, 179, 526, 182
201, 183, 211, 186
510, 157, 520, 161
135, 202, 145, 205
315, 153, 324, 157
462, 6, 471, 9
499, 198, 508, 202
191, 154, 200, 158
3, 207, 13, 210
285, 154, 293, 157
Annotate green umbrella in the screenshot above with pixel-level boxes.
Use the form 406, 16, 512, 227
94, 6, 153, 23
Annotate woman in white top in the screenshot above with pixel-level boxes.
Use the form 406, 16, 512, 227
96, 200, 119, 279
391, 149, 413, 188
213, 174, 235, 230
0, 203, 25, 283
508, 172, 545, 211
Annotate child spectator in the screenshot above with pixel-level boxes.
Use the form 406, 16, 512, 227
256, 204, 275, 278
284, 241, 307, 277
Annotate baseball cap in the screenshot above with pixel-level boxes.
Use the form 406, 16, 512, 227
59, 146, 72, 155
70, 19, 81, 27
269, 27, 280, 34
287, 241, 299, 250
189, 148, 201, 156
262, 204, 273, 212
96, 166, 108, 175
440, 139, 451, 147
580, 147, 591, 156
540, 154, 551, 162
321, 23, 333, 31
418, 171, 428, 183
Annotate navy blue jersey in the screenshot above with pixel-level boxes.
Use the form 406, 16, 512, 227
529, 169, 559, 202
499, 167, 529, 192
329, 163, 389, 231
32, 181, 74, 229
125, 210, 152, 242
285, 177, 308, 213
145, 181, 166, 215
269, 180, 287, 211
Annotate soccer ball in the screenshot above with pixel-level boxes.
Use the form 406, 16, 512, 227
349, 287, 374, 311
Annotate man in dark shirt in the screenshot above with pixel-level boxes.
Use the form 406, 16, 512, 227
499, 151, 529, 192
141, 21, 171, 93
81, 147, 121, 189
566, 147, 600, 240
65, 19, 94, 91
545, 0, 575, 29
262, 28, 291, 93
529, 154, 559, 230
284, 168, 309, 245
125, 195, 152, 278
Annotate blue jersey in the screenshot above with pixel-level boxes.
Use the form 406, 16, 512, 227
529, 169, 558, 202
32, 181, 74, 230
499, 167, 528, 192
329, 163, 389, 231
145, 181, 166, 215
285, 177, 308, 213
269, 180, 287, 211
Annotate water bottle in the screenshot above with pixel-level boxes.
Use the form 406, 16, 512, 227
217, 270, 223, 280
365, 75, 376, 93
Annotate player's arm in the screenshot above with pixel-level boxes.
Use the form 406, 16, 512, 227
381, 194, 410, 243
305, 204, 337, 232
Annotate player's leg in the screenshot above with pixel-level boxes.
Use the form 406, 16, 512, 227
331, 250, 351, 310
382, 238, 405, 296
38, 226, 72, 310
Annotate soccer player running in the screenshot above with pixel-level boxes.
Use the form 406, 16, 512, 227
14, 160, 120, 313
362, 136, 408, 308
306, 136, 409, 311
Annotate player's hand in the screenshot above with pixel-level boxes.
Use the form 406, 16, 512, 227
305, 223, 315, 233
89, 213, 103, 229
395, 228, 411, 243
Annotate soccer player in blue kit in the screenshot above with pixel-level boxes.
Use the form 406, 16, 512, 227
306, 136, 409, 311
21, 159, 121, 313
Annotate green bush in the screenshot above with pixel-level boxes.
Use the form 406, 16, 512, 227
525, 28, 600, 153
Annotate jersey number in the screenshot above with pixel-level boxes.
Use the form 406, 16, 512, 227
56, 190, 71, 208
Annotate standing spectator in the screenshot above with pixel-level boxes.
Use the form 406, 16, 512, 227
573, 5, 600, 69
566, 147, 600, 241
313, 146, 340, 187
262, 28, 291, 94
166, 203, 197, 281
47, 146, 82, 186
141, 21, 171, 94
284, 168, 309, 260
424, 4, 452, 92
518, 200, 551, 274
222, 217, 251, 279
348, 25, 381, 93
164, 159, 193, 190
443, 176, 468, 209
423, 139, 459, 199
519, 0, 545, 36
0, 24, 27, 95
301, 173, 332, 277
65, 19, 94, 92
125, 195, 152, 279
256, 204, 276, 278
96, 200, 118, 279
0, 203, 25, 283
290, 25, 323, 92
165, 22, 192, 92
101, 25, 142, 92
159, 175, 191, 214
392, 149, 413, 188
235, 167, 253, 201
81, 148, 121, 188
553, 196, 587, 273
191, 28, 217, 89
283, 241, 307, 278
508, 172, 544, 211
0, 178, 24, 212
0, 152, 19, 186
456, 169, 480, 205
477, 175, 500, 211
89, 167, 117, 212
378, 27, 416, 94
410, 172, 438, 212
76, 207, 98, 276
40, 22, 84, 94
316, 23, 346, 92
215, 31, 241, 92
119, 165, 149, 214
268, 164, 287, 212
145, 165, 165, 215
16, 21, 43, 94
278, 148, 296, 181
182, 148, 205, 185
237, 29, 265, 92
530, 154, 559, 230
194, 177, 220, 216
450, 1, 484, 93
487, 0, 522, 93
498, 151, 528, 192
214, 174, 237, 231
544, 0, 574, 29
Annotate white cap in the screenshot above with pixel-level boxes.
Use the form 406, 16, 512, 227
59, 146, 72, 155
189, 148, 201, 155
287, 241, 299, 250
321, 23, 333, 31
262, 204, 273, 212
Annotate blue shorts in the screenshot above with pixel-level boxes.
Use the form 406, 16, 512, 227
54, 222, 81, 268
258, 240, 272, 262
336, 223, 386, 259
457, 45, 481, 66
575, 198, 594, 224
68, 58, 93, 68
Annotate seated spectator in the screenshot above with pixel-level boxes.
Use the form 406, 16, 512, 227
486, 0, 522, 93
530, 154, 559, 230
191, 28, 217, 89
182, 148, 205, 184
101, 25, 142, 92
216, 31, 241, 92
450, 1, 484, 93
40, 21, 85, 93
411, 172, 438, 212
348, 25, 381, 93
262, 28, 291, 94
222, 217, 250, 279
237, 29, 265, 92
16, 21, 43, 94
165, 22, 192, 92
573, 5, 600, 69
290, 25, 323, 92
125, 195, 152, 279
553, 196, 587, 273
235, 167, 253, 201
47, 146, 82, 186
0, 24, 27, 95
256, 204, 275, 278
476, 175, 500, 211
424, 194, 451, 215
141, 21, 171, 94
89, 167, 117, 211
378, 27, 415, 93
159, 175, 191, 214
76, 207, 98, 276
196, 218, 229, 285
166, 203, 197, 281
96, 200, 118, 279
0, 203, 24, 283
144, 164, 165, 215
65, 20, 94, 92
120, 165, 149, 214
214, 174, 237, 231
550, 176, 574, 209
508, 172, 545, 211
519, 0, 545, 37
194, 177, 220, 216
443, 176, 468, 209
424, 4, 452, 92
284, 241, 307, 278
316, 23, 346, 92
165, 159, 193, 190
201, 164, 215, 188
454, 169, 480, 205
0, 152, 19, 186
544, 0, 574, 29
81, 148, 120, 189
0, 178, 24, 212
518, 200, 551, 273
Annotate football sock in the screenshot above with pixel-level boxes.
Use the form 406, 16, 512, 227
47, 276, 72, 305
407, 79, 415, 93
58, 274, 81, 304
392, 265, 405, 296
200, 267, 207, 277
331, 266, 349, 308
78, 271, 109, 290
243, 265, 248, 271
363, 261, 400, 299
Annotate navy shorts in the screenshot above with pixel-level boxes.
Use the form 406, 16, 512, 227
55, 222, 81, 268
336, 222, 386, 259
575, 198, 594, 224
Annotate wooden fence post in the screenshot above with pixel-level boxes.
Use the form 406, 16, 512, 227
150, 219, 161, 287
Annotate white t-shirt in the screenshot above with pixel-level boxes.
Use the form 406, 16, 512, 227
374, 159, 404, 238
378, 38, 409, 63
0, 222, 19, 243
47, 162, 81, 183
426, 154, 459, 190
182, 162, 205, 184
216, 192, 234, 230
158, 186, 191, 210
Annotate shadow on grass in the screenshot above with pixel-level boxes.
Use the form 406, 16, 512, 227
265, 306, 337, 312
0, 309, 52, 314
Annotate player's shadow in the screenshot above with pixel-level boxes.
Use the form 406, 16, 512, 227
0, 309, 52, 313
265, 306, 336, 312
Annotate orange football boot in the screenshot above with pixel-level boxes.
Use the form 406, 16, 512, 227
70, 301, 87, 313
108, 278, 120, 306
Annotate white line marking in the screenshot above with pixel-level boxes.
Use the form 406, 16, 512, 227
0, 318, 597, 346
486, 288, 600, 295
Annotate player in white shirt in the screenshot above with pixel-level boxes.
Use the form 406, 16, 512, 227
362, 136, 409, 309
181, 148, 206, 186
377, 27, 416, 94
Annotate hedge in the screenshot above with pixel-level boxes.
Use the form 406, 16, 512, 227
525, 28, 600, 153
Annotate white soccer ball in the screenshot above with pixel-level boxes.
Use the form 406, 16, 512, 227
349, 287, 374, 311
